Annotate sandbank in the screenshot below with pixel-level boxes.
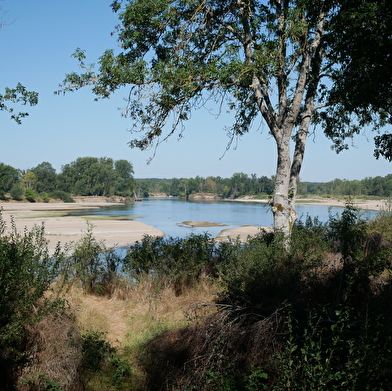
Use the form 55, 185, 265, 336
0, 202, 164, 253
1, 197, 387, 250
225, 197, 388, 211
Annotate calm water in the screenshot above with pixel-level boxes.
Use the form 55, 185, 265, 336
68, 198, 379, 239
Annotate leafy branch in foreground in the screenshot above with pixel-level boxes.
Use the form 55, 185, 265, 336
0, 83, 38, 124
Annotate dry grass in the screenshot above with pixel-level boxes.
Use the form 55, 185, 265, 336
16, 279, 217, 391
18, 309, 83, 391
65, 278, 217, 347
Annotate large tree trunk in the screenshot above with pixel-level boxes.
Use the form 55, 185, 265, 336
272, 129, 298, 238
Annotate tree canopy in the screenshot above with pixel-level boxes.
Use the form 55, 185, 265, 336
59, 0, 391, 237
58, 157, 135, 197
322, 0, 392, 158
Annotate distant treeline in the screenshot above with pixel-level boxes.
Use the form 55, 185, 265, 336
136, 173, 392, 199
1, 158, 391, 202
0, 157, 135, 202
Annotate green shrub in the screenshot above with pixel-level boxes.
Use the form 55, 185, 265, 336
276, 303, 392, 390
124, 233, 217, 294
41, 191, 50, 203
10, 183, 24, 201
62, 222, 122, 295
49, 190, 75, 203
0, 211, 63, 389
24, 187, 37, 202
80, 330, 133, 390
216, 218, 328, 308
138, 205, 392, 389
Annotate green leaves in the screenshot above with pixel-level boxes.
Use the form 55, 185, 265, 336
0, 212, 63, 386
0, 83, 38, 124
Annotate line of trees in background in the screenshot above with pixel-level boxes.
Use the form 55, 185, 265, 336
1, 157, 391, 202
0, 157, 135, 202
136, 173, 392, 199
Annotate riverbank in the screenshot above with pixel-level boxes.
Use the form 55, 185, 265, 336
225, 196, 388, 211
0, 201, 164, 253
1, 196, 387, 251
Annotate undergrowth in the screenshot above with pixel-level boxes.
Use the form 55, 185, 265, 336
138, 206, 392, 390
1, 205, 392, 390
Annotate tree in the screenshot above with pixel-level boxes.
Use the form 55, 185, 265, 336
58, 156, 134, 196
114, 159, 135, 196
21, 171, 37, 189
31, 161, 57, 193
59, 0, 391, 238
0, 163, 20, 199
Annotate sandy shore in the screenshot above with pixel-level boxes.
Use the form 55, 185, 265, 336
1, 197, 387, 251
225, 197, 388, 211
0, 202, 164, 253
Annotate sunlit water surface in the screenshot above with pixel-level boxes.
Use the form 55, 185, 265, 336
68, 197, 378, 239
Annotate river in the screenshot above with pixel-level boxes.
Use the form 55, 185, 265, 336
68, 197, 379, 239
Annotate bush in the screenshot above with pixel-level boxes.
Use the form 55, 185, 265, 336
49, 190, 75, 203
10, 183, 24, 201
276, 304, 392, 390
138, 206, 392, 390
80, 330, 133, 390
124, 233, 218, 295
40, 191, 50, 203
0, 211, 64, 389
24, 187, 37, 202
216, 217, 328, 308
62, 222, 122, 295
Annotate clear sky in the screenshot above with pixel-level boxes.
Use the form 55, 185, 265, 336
1, 0, 391, 182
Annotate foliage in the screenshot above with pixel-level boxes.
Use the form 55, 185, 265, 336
20, 372, 64, 391
40, 191, 50, 203
0, 157, 135, 199
326, 0, 392, 160
57, 156, 135, 197
124, 233, 218, 294
24, 187, 37, 202
1, 201, 391, 389
80, 330, 133, 390
60, 0, 391, 237
216, 217, 328, 308
22, 171, 37, 189
141, 173, 392, 198
10, 183, 24, 201
2, 157, 392, 200
0, 162, 20, 199
138, 205, 392, 389
0, 211, 64, 389
276, 305, 392, 390
49, 190, 75, 203
62, 222, 122, 295
136, 173, 274, 198
80, 330, 114, 382
0, 83, 38, 124
31, 162, 57, 193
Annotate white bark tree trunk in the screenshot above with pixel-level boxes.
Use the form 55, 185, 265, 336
244, 2, 327, 241
272, 132, 297, 237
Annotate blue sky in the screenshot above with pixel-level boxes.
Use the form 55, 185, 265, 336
1, 0, 390, 182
